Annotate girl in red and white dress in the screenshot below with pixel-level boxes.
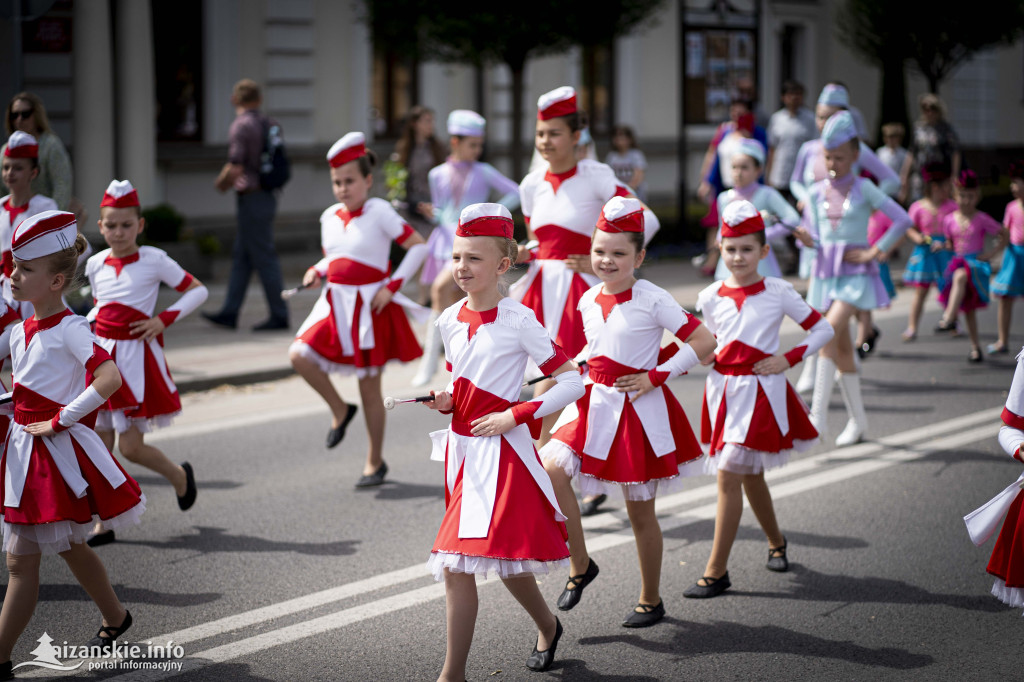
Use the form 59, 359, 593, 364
84, 180, 207, 544
0, 211, 144, 676
540, 197, 716, 627
513, 87, 644, 441
965, 345, 1024, 610
684, 201, 833, 599
0, 132, 56, 313
423, 204, 584, 679
290, 133, 428, 487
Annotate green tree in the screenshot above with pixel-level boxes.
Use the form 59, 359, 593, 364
362, 1, 664, 178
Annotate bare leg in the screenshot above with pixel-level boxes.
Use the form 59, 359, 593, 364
358, 373, 385, 475
701, 469, 744, 581
996, 297, 1013, 350
907, 286, 928, 337
93, 430, 118, 534
438, 570, 477, 682
118, 427, 187, 495
59, 543, 127, 628
742, 473, 784, 548
543, 461, 590, 577
501, 575, 558, 650
0, 551, 41, 662
855, 310, 872, 347
532, 378, 561, 447
965, 309, 980, 353
290, 352, 349, 427
624, 497, 662, 606
821, 301, 858, 373
942, 268, 968, 323
704, 229, 720, 271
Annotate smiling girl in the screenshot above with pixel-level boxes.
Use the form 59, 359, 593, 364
423, 203, 584, 679
290, 133, 429, 486
540, 196, 716, 626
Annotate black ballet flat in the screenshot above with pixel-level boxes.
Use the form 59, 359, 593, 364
86, 530, 116, 547
766, 536, 789, 572
556, 558, 599, 611
682, 572, 731, 599
579, 493, 607, 517
0, 660, 12, 681
86, 610, 132, 652
355, 461, 388, 488
525, 617, 562, 672
177, 462, 196, 511
622, 600, 665, 628
326, 404, 359, 449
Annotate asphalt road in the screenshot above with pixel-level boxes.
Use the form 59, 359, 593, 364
7, 294, 1023, 681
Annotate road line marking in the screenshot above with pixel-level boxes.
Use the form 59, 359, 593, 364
63, 412, 999, 681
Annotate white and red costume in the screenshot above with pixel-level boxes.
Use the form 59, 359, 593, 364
965, 347, 1024, 609
0, 212, 144, 555
86, 247, 200, 433
291, 134, 428, 377
427, 204, 584, 580
512, 87, 631, 358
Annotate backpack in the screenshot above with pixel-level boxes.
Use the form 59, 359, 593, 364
259, 118, 291, 191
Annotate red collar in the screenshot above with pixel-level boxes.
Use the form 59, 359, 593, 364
457, 303, 498, 342
717, 279, 766, 311
543, 166, 578, 194
104, 250, 140, 277
594, 287, 633, 321
2, 198, 30, 224
23, 308, 72, 347
336, 204, 365, 227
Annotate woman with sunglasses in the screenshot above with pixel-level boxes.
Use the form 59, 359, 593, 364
2, 92, 73, 211
899, 94, 961, 204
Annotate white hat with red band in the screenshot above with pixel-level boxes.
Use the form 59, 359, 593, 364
721, 200, 765, 238
596, 196, 644, 234
13, 210, 78, 261
327, 132, 367, 168
456, 203, 514, 239
100, 179, 140, 208
4, 131, 38, 158
537, 86, 577, 120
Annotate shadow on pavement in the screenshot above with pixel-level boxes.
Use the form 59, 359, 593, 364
663, 522, 870, 552
130, 475, 244, 491
552, 658, 661, 681
365, 481, 444, 501
0, 583, 221, 607
116, 526, 359, 557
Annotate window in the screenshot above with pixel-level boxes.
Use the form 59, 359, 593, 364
371, 48, 418, 138
152, 0, 203, 142
580, 42, 615, 137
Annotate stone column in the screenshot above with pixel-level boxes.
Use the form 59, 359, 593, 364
72, 0, 114, 232
115, 0, 158, 205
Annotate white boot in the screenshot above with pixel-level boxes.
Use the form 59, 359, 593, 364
796, 353, 817, 395
809, 357, 837, 437
411, 313, 442, 387
835, 372, 868, 446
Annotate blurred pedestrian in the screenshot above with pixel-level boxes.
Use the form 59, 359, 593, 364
989, 161, 1024, 354
2, 92, 72, 211
392, 106, 446, 237
606, 124, 648, 202
899, 94, 961, 204
765, 80, 815, 203
876, 122, 909, 180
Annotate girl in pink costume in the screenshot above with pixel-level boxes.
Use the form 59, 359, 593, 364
988, 161, 1024, 354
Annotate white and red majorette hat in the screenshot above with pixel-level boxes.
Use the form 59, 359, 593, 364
100, 179, 140, 208
327, 132, 367, 168
537, 86, 577, 120
721, 200, 765, 238
456, 203, 514, 239
12, 210, 77, 261
447, 110, 485, 137
4, 131, 38, 158
596, 196, 644, 234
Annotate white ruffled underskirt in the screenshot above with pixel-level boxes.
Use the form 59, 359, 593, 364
2, 495, 146, 555
95, 409, 180, 434
539, 440, 706, 502
703, 439, 816, 476
426, 551, 568, 582
991, 579, 1024, 612
288, 341, 383, 378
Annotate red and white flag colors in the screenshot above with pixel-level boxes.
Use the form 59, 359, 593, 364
456, 203, 514, 239
537, 86, 577, 120
596, 196, 644, 234
721, 199, 765, 239
12, 210, 77, 260
327, 132, 367, 168
4, 131, 38, 158
100, 179, 140, 208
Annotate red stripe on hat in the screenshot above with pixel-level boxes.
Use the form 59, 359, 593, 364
538, 95, 577, 120
721, 215, 765, 238
5, 144, 38, 159
100, 190, 140, 208
456, 216, 514, 239
329, 144, 366, 168
596, 210, 644, 234
13, 213, 76, 250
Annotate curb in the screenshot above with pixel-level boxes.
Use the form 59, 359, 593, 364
175, 366, 296, 395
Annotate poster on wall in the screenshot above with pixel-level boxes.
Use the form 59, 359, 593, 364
685, 32, 704, 78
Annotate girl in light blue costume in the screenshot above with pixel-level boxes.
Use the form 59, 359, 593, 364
789, 84, 900, 393
713, 138, 804, 281
989, 161, 1024, 355
413, 110, 520, 387
806, 111, 910, 446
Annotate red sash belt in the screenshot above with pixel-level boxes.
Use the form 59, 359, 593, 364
534, 225, 592, 260
586, 356, 645, 386
713, 362, 757, 375
327, 258, 389, 286
94, 303, 148, 340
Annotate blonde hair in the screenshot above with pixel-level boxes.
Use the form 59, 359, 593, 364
5, 92, 51, 136
491, 236, 518, 296
47, 234, 89, 292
